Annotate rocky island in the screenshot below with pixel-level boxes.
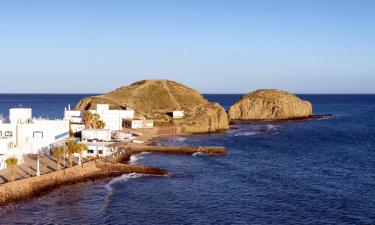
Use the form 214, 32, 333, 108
76, 79, 229, 133
228, 89, 313, 121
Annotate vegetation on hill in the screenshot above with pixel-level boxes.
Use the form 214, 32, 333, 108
76, 80, 229, 133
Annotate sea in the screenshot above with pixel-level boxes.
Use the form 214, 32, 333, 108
0, 94, 374, 225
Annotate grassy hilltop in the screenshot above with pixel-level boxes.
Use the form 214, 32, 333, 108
76, 79, 229, 133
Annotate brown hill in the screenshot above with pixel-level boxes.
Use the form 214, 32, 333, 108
228, 89, 313, 120
76, 80, 229, 133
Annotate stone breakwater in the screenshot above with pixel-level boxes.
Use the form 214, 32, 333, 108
129, 146, 226, 155
0, 144, 225, 207
0, 161, 168, 207
115, 145, 226, 163
229, 114, 334, 124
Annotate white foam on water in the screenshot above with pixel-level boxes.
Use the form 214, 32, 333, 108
192, 152, 204, 156
105, 171, 170, 191
129, 152, 151, 164
129, 155, 142, 164
176, 137, 186, 142
266, 124, 278, 130
105, 173, 145, 191
234, 131, 258, 137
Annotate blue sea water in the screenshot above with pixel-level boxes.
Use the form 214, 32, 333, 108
0, 94, 374, 224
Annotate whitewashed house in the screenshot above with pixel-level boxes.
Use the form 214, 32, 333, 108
172, 110, 184, 119
124, 119, 143, 129
9, 108, 32, 124
82, 129, 111, 142
0, 108, 69, 156
64, 104, 135, 131
64, 106, 85, 133
79, 141, 115, 158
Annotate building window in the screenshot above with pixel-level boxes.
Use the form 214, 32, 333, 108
0, 131, 2, 137
87, 150, 94, 154
98, 150, 103, 154
33, 131, 44, 139
5, 131, 12, 137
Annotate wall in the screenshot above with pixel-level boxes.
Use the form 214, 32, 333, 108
9, 108, 32, 124
3, 120, 70, 154
99, 110, 135, 130
83, 144, 112, 157
173, 111, 184, 118
82, 129, 111, 142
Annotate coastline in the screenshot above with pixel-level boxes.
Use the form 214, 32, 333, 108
0, 115, 332, 207
0, 161, 168, 207
0, 131, 225, 207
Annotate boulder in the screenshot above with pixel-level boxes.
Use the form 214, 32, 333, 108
228, 89, 312, 120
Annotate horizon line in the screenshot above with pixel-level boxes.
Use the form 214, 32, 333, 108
1, 92, 375, 95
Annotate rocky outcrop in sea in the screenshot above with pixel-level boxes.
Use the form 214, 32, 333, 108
228, 89, 313, 120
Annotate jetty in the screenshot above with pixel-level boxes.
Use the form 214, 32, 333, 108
128, 145, 226, 155
0, 161, 168, 207
113, 145, 225, 164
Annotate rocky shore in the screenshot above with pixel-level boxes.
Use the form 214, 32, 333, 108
0, 134, 226, 207
115, 145, 226, 164
230, 114, 334, 124
0, 161, 168, 207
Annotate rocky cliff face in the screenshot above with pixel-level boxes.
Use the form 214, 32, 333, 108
76, 80, 229, 133
228, 89, 312, 120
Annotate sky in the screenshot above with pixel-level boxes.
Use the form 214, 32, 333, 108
0, 0, 374, 94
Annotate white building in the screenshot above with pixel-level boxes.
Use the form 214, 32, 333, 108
79, 141, 115, 158
64, 104, 135, 131
9, 108, 32, 124
124, 119, 143, 129
82, 129, 111, 142
172, 110, 184, 119
0, 108, 69, 156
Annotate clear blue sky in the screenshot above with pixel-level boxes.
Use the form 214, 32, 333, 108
0, 0, 374, 94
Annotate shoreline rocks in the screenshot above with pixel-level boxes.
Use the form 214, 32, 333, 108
228, 89, 313, 121
230, 114, 333, 124
0, 162, 168, 207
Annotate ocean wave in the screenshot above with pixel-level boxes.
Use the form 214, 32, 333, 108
105, 171, 170, 191
129, 152, 151, 164
105, 173, 145, 191
176, 137, 186, 142
266, 124, 278, 130
228, 124, 280, 137
192, 152, 204, 156
233, 131, 258, 136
